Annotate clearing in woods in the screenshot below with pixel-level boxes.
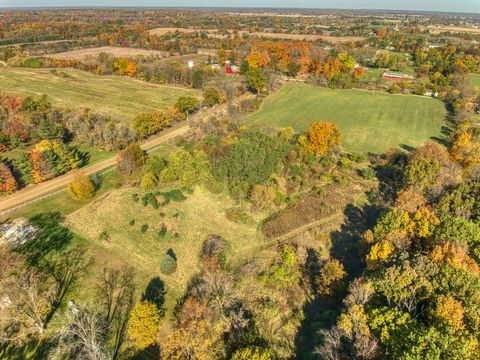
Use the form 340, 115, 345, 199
64, 187, 265, 314
247, 83, 447, 153
0, 67, 198, 123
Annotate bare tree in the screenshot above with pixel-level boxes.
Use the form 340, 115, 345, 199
44, 246, 92, 324
51, 306, 110, 360
96, 266, 135, 360
315, 327, 343, 360
0, 270, 53, 343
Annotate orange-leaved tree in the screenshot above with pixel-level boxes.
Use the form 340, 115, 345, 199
302, 121, 342, 157
0, 162, 18, 194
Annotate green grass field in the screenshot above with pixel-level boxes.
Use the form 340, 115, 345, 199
469, 73, 480, 92
0, 67, 198, 123
247, 83, 447, 153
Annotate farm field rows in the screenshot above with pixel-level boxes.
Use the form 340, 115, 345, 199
0, 67, 198, 122
147, 27, 364, 43
247, 83, 447, 153
46, 45, 169, 60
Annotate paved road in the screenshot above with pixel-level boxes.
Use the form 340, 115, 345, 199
0, 126, 189, 213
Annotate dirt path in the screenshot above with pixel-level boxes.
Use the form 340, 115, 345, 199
0, 126, 189, 214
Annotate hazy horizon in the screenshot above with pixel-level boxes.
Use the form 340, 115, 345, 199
1, 1, 479, 14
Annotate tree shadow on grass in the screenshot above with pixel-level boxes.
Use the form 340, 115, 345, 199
19, 212, 73, 267
294, 201, 383, 359
131, 344, 160, 360
141, 276, 166, 315
0, 339, 51, 360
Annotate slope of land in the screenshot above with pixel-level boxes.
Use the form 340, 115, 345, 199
0, 67, 198, 122
247, 83, 447, 153
65, 186, 265, 312
0, 127, 189, 214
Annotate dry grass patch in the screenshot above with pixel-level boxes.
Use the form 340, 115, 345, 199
65, 186, 265, 311
422, 26, 480, 34
262, 181, 370, 239
47, 46, 169, 60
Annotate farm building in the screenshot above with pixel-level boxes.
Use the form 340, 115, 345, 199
225, 61, 240, 75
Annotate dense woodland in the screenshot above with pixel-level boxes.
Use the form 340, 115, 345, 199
0, 7, 480, 360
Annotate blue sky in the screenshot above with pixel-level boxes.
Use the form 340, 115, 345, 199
1, 0, 479, 13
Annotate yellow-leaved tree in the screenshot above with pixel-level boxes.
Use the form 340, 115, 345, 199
127, 301, 161, 350
68, 173, 96, 200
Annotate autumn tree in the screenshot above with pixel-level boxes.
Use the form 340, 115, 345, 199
302, 121, 342, 157
245, 69, 267, 93
316, 259, 347, 296
127, 301, 161, 350
116, 143, 146, 175
174, 96, 200, 115
68, 173, 96, 200
232, 346, 272, 360
0, 161, 18, 194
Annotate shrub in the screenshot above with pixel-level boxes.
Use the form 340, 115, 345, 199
225, 207, 249, 224
140, 172, 157, 190
249, 184, 276, 210
203, 87, 222, 107
158, 224, 167, 238
129, 219, 135, 226
68, 173, 96, 200
141, 224, 149, 233
174, 96, 200, 114
201, 234, 226, 259
361, 167, 377, 180
160, 149, 211, 187
99, 231, 110, 242
160, 254, 177, 274
116, 143, 146, 175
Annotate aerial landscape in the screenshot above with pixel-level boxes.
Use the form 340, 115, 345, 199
0, 1, 479, 359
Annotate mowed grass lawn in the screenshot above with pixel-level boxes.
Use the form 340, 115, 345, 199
248, 83, 447, 153
0, 67, 198, 123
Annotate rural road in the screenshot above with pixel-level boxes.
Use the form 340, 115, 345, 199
0, 126, 189, 214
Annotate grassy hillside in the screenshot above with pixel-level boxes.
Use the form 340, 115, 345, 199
247, 83, 447, 153
0, 67, 197, 123
64, 186, 266, 315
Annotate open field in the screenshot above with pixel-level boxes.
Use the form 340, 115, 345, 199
247, 83, 446, 153
0, 67, 197, 122
46, 45, 169, 60
469, 73, 480, 90
147, 27, 364, 43
65, 186, 265, 313
421, 26, 480, 34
